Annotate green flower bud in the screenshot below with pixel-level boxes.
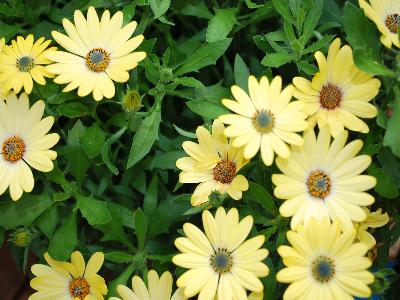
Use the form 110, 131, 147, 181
208, 191, 227, 208
10, 228, 32, 248
123, 90, 142, 112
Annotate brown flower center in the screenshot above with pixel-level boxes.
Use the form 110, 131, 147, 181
311, 256, 336, 283
210, 248, 233, 273
69, 278, 90, 300
253, 110, 274, 133
320, 84, 342, 110
213, 160, 236, 184
85, 48, 110, 72
307, 170, 331, 199
2, 136, 25, 162
17, 56, 34, 72
385, 14, 399, 33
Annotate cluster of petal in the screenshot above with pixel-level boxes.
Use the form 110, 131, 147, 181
293, 38, 380, 137
272, 126, 376, 230
173, 207, 269, 300
0, 92, 59, 200
46, 7, 146, 101
110, 270, 186, 300
359, 0, 400, 48
0, 35, 56, 94
277, 218, 374, 300
177, 120, 249, 206
219, 75, 308, 166
0, 37, 6, 98
29, 251, 107, 300
356, 207, 389, 249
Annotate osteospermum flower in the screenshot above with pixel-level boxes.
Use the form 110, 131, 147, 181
219, 75, 308, 166
272, 126, 376, 230
46, 6, 146, 101
277, 218, 374, 300
109, 270, 186, 300
359, 0, 399, 48
176, 120, 249, 206
30, 251, 107, 300
292, 38, 380, 137
0, 37, 6, 98
0, 92, 59, 201
356, 208, 389, 249
0, 35, 56, 94
173, 207, 269, 300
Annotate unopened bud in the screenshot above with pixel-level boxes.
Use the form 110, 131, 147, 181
10, 228, 32, 248
123, 90, 142, 112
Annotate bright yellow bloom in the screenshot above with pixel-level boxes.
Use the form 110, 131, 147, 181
109, 270, 186, 300
0, 35, 56, 94
359, 0, 399, 48
248, 291, 264, 300
356, 207, 389, 249
176, 120, 249, 206
0, 37, 6, 98
30, 251, 107, 300
219, 75, 308, 166
0, 92, 59, 200
272, 126, 376, 230
173, 207, 269, 300
293, 38, 380, 137
277, 218, 374, 300
46, 7, 146, 101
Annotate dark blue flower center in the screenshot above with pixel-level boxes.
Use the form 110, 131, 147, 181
253, 110, 274, 133
210, 248, 232, 273
312, 256, 335, 282
90, 51, 104, 63
17, 56, 34, 72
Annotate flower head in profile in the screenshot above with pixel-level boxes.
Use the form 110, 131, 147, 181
0, 35, 56, 94
176, 120, 249, 206
0, 92, 59, 200
293, 38, 380, 137
219, 75, 308, 166
272, 126, 376, 230
277, 218, 374, 300
30, 251, 107, 300
359, 0, 399, 48
109, 270, 186, 300
173, 207, 269, 300
356, 207, 389, 249
46, 7, 146, 101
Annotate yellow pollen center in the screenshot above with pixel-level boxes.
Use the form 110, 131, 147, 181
85, 48, 110, 72
307, 170, 331, 199
320, 84, 342, 110
385, 14, 399, 33
252, 110, 274, 133
210, 248, 233, 273
213, 160, 236, 184
2, 136, 25, 162
69, 278, 90, 300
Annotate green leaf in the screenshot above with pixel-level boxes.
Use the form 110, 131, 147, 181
384, 98, 400, 157
206, 8, 238, 43
244, 182, 279, 217
56, 102, 90, 118
176, 38, 232, 76
187, 100, 230, 119
127, 110, 161, 169
75, 194, 111, 225
149, 0, 171, 19
261, 52, 295, 68
353, 48, 396, 77
177, 0, 213, 19
299, 0, 324, 45
48, 211, 78, 261
81, 124, 107, 159
35, 206, 58, 239
107, 263, 137, 297
272, 0, 294, 24
105, 252, 137, 263
151, 150, 185, 170
143, 174, 158, 218
135, 208, 147, 250
101, 127, 127, 176
234, 54, 250, 91
0, 21, 23, 41
368, 164, 398, 198
303, 34, 336, 55
173, 77, 205, 88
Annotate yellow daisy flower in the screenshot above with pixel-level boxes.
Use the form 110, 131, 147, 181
359, 0, 400, 48
46, 6, 146, 101
173, 207, 269, 300
176, 120, 249, 206
292, 38, 381, 137
277, 218, 374, 300
219, 75, 308, 166
30, 251, 108, 300
0, 37, 6, 98
356, 207, 389, 249
109, 270, 186, 300
0, 92, 59, 201
0, 35, 56, 94
272, 126, 376, 230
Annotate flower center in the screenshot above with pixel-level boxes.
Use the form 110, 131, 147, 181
307, 170, 331, 199
17, 56, 34, 72
85, 48, 110, 72
213, 160, 236, 184
210, 248, 233, 273
2, 136, 25, 162
319, 84, 342, 110
69, 278, 90, 300
253, 110, 274, 133
312, 256, 335, 283
385, 14, 399, 33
